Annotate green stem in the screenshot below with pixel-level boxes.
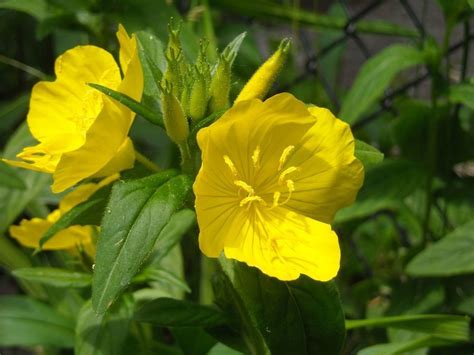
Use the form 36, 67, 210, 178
0, 54, 47, 80
178, 141, 194, 175
199, 255, 216, 304
135, 150, 161, 172
201, 0, 218, 62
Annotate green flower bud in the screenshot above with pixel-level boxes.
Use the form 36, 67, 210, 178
189, 67, 209, 121
209, 54, 231, 112
164, 47, 184, 98
160, 81, 189, 144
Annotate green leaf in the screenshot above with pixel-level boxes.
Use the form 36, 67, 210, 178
39, 183, 112, 248
448, 83, 474, 110
216, 258, 345, 355
335, 159, 426, 224
406, 220, 474, 277
135, 298, 228, 327
88, 83, 163, 127
149, 208, 196, 264
135, 268, 190, 293
346, 314, 470, 341
136, 30, 166, 121
75, 298, 133, 355
207, 343, 243, 355
354, 140, 384, 169
357, 336, 454, 355
211, 0, 418, 37
0, 0, 48, 20
92, 171, 192, 314
12, 267, 91, 288
221, 32, 246, 66
0, 160, 26, 189
0, 295, 75, 347
340, 44, 425, 124
0, 123, 51, 234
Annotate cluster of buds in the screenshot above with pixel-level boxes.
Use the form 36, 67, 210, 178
160, 22, 232, 146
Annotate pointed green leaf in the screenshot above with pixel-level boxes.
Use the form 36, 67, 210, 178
0, 295, 75, 347
221, 32, 246, 65
340, 44, 425, 124
88, 83, 163, 127
449, 83, 474, 110
92, 171, 192, 314
39, 183, 112, 248
12, 267, 91, 288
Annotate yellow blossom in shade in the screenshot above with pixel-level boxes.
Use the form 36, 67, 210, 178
193, 93, 364, 281
9, 175, 117, 257
3, 25, 143, 193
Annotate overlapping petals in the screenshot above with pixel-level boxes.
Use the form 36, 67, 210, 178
194, 93, 364, 281
4, 25, 143, 193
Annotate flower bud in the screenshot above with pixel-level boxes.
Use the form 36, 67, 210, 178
160, 81, 189, 144
235, 38, 291, 103
209, 54, 231, 112
189, 68, 209, 121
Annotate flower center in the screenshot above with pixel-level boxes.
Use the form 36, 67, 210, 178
223, 144, 299, 209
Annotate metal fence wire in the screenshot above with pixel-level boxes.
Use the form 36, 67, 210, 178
270, 0, 473, 130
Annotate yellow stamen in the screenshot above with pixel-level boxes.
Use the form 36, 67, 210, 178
278, 145, 295, 170
223, 155, 238, 176
234, 180, 254, 194
278, 166, 299, 185
272, 191, 281, 208
240, 195, 266, 207
251, 145, 261, 169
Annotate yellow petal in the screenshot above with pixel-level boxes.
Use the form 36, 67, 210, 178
93, 137, 135, 178
9, 210, 93, 251
58, 174, 118, 214
117, 25, 143, 103
51, 98, 132, 193
224, 208, 340, 281
28, 45, 121, 143
283, 106, 364, 223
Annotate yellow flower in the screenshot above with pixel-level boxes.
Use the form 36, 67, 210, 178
9, 175, 117, 257
193, 93, 364, 281
3, 25, 143, 193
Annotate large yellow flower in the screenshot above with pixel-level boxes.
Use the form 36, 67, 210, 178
4, 25, 143, 193
9, 175, 116, 257
193, 93, 364, 281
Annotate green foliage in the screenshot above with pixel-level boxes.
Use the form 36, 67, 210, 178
340, 44, 426, 124
1, 1, 474, 354
92, 171, 192, 313
0, 295, 75, 347
407, 220, 474, 276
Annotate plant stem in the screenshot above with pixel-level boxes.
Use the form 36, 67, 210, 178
0, 54, 47, 80
135, 150, 161, 172
199, 255, 216, 304
178, 141, 194, 175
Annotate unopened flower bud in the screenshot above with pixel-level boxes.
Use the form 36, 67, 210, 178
160, 81, 189, 144
235, 38, 291, 103
209, 54, 231, 112
189, 68, 209, 121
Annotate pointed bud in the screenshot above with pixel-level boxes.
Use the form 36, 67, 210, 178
209, 54, 231, 112
235, 38, 291, 103
160, 81, 189, 144
189, 67, 209, 121
164, 47, 183, 98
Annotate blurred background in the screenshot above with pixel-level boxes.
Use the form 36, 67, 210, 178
1, 0, 473, 354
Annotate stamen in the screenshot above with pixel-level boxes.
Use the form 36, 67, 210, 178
234, 180, 254, 194
240, 195, 266, 207
271, 191, 281, 208
278, 145, 295, 170
278, 166, 299, 185
251, 145, 261, 169
279, 180, 295, 206
223, 155, 238, 176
